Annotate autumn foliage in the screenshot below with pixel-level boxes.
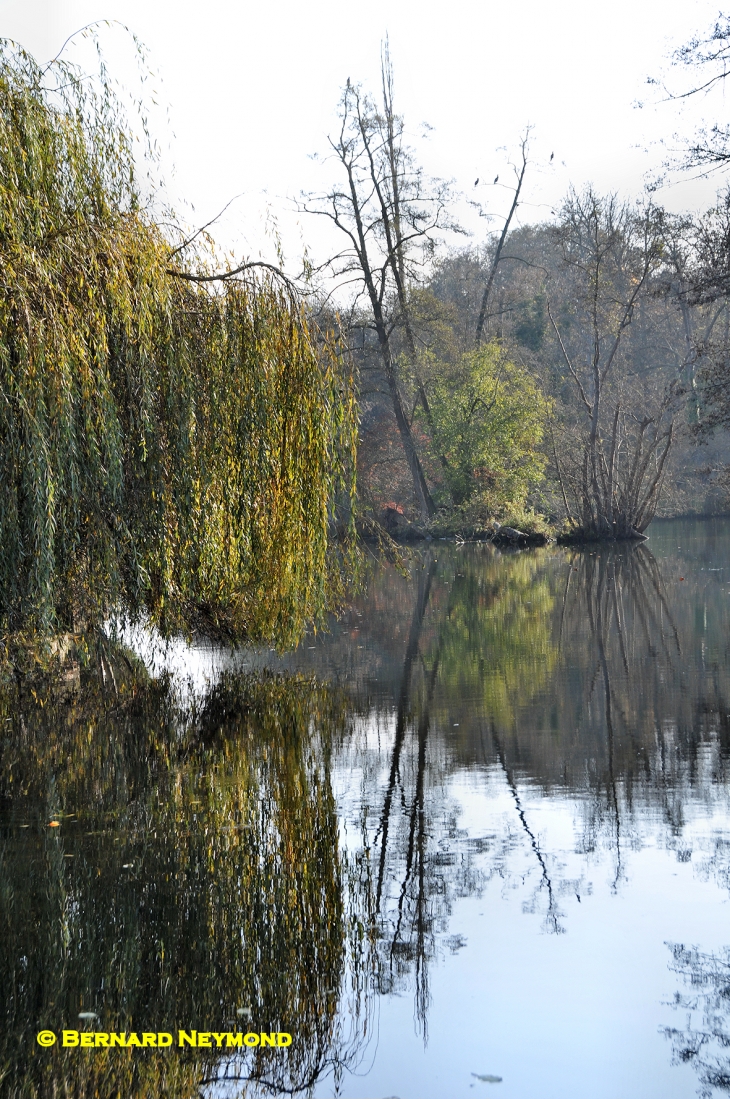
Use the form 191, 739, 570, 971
0, 41, 357, 644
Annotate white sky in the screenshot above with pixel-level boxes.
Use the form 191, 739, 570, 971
2, 0, 730, 271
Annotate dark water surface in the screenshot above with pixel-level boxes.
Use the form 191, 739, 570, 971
4, 518, 730, 1098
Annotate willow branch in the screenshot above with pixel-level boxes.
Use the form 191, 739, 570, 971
166, 261, 296, 289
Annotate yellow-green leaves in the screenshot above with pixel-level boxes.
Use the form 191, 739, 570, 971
0, 42, 357, 644
423, 341, 551, 511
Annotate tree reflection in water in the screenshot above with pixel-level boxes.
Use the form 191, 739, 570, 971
565, 544, 683, 891
663, 943, 730, 1097
0, 665, 374, 1098
363, 546, 559, 1030
329, 536, 730, 1045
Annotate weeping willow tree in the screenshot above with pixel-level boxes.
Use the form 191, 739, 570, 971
0, 39, 357, 646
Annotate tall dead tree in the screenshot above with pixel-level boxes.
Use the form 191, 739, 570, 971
304, 50, 455, 521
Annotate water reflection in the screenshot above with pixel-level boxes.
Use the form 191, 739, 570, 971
664, 943, 730, 1097
364, 547, 558, 1023
6, 523, 730, 1096
281, 526, 730, 1095
0, 668, 374, 1098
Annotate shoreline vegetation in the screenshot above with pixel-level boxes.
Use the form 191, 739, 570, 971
364, 506, 650, 547
314, 47, 730, 549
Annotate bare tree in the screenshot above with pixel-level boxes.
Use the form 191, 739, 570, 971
548, 190, 678, 538
662, 15, 730, 174
474, 129, 531, 348
654, 21, 730, 456
303, 48, 456, 521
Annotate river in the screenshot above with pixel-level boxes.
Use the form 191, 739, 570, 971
3, 518, 730, 1098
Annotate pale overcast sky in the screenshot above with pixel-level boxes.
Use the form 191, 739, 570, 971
2, 0, 730, 269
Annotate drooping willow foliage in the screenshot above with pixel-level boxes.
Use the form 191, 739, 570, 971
0, 664, 374, 1098
0, 39, 357, 645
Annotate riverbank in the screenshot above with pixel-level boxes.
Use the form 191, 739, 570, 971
366, 504, 730, 548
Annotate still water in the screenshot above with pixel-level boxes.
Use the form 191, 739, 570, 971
3, 518, 730, 1098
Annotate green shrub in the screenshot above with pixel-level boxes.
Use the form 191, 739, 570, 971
422, 342, 551, 511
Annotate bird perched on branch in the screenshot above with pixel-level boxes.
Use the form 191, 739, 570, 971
493, 175, 499, 184
474, 177, 479, 187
